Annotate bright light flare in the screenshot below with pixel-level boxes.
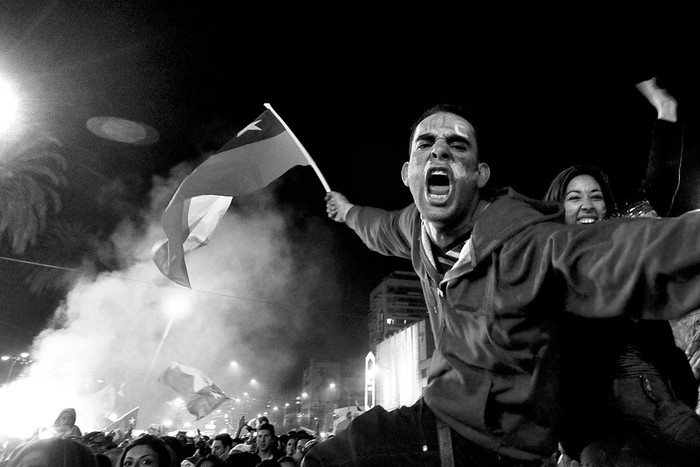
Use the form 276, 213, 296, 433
0, 371, 90, 439
167, 397, 185, 408
161, 291, 192, 320
0, 79, 20, 134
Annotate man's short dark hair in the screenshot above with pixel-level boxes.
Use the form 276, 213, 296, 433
213, 433, 233, 449
257, 422, 276, 438
408, 103, 483, 159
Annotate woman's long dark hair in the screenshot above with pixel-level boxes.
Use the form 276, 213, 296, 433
544, 164, 618, 217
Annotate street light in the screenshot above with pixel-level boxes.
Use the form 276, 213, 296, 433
1, 353, 32, 384
329, 382, 352, 408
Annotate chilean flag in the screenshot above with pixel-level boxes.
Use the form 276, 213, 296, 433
158, 362, 231, 420
153, 104, 327, 288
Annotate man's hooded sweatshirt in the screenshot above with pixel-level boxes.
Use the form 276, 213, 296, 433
345, 187, 700, 461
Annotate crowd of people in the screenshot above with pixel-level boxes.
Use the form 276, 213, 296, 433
0, 414, 322, 467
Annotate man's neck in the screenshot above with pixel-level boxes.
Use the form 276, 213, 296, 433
425, 198, 488, 249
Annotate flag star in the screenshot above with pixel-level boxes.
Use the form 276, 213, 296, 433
128, 417, 136, 425
237, 119, 262, 138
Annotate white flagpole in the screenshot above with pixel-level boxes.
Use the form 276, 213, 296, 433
264, 103, 331, 192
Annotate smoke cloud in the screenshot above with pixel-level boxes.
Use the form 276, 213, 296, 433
0, 162, 357, 439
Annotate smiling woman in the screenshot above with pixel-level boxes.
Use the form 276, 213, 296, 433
543, 165, 616, 224
541, 78, 700, 465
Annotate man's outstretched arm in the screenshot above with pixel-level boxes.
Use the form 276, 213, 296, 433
324, 191, 415, 260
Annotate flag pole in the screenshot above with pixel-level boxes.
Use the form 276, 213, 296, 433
264, 103, 331, 193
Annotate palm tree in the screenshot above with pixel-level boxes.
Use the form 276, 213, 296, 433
0, 127, 66, 254
22, 219, 107, 295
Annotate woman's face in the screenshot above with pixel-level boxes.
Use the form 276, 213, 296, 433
285, 438, 297, 456
123, 444, 159, 467
564, 174, 606, 225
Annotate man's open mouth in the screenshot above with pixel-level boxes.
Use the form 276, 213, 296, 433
425, 168, 452, 203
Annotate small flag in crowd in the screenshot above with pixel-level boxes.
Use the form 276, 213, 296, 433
153, 103, 329, 289
158, 361, 231, 420
102, 406, 139, 433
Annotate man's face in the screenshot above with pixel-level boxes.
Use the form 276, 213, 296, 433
211, 440, 227, 458
257, 429, 273, 452
403, 112, 488, 227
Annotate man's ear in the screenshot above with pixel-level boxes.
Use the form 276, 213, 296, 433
401, 162, 409, 187
477, 162, 490, 188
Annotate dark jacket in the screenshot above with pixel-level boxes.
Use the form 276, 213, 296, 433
346, 188, 700, 460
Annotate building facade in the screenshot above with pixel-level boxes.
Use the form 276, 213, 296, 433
368, 270, 429, 349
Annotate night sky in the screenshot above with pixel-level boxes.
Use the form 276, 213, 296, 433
1, 2, 699, 430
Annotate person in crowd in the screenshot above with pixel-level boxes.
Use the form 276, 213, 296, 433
277, 455, 297, 467
311, 98, 700, 466
8, 437, 97, 467
194, 454, 225, 467
181, 456, 200, 467
83, 431, 116, 455
255, 423, 279, 463
176, 433, 190, 447
211, 434, 233, 462
103, 446, 124, 467
95, 453, 112, 467
290, 433, 314, 466
119, 434, 178, 467
223, 447, 259, 467
276, 434, 289, 460
545, 77, 700, 467
161, 435, 188, 464
283, 435, 298, 459
53, 407, 82, 438
193, 438, 211, 458
257, 461, 281, 467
